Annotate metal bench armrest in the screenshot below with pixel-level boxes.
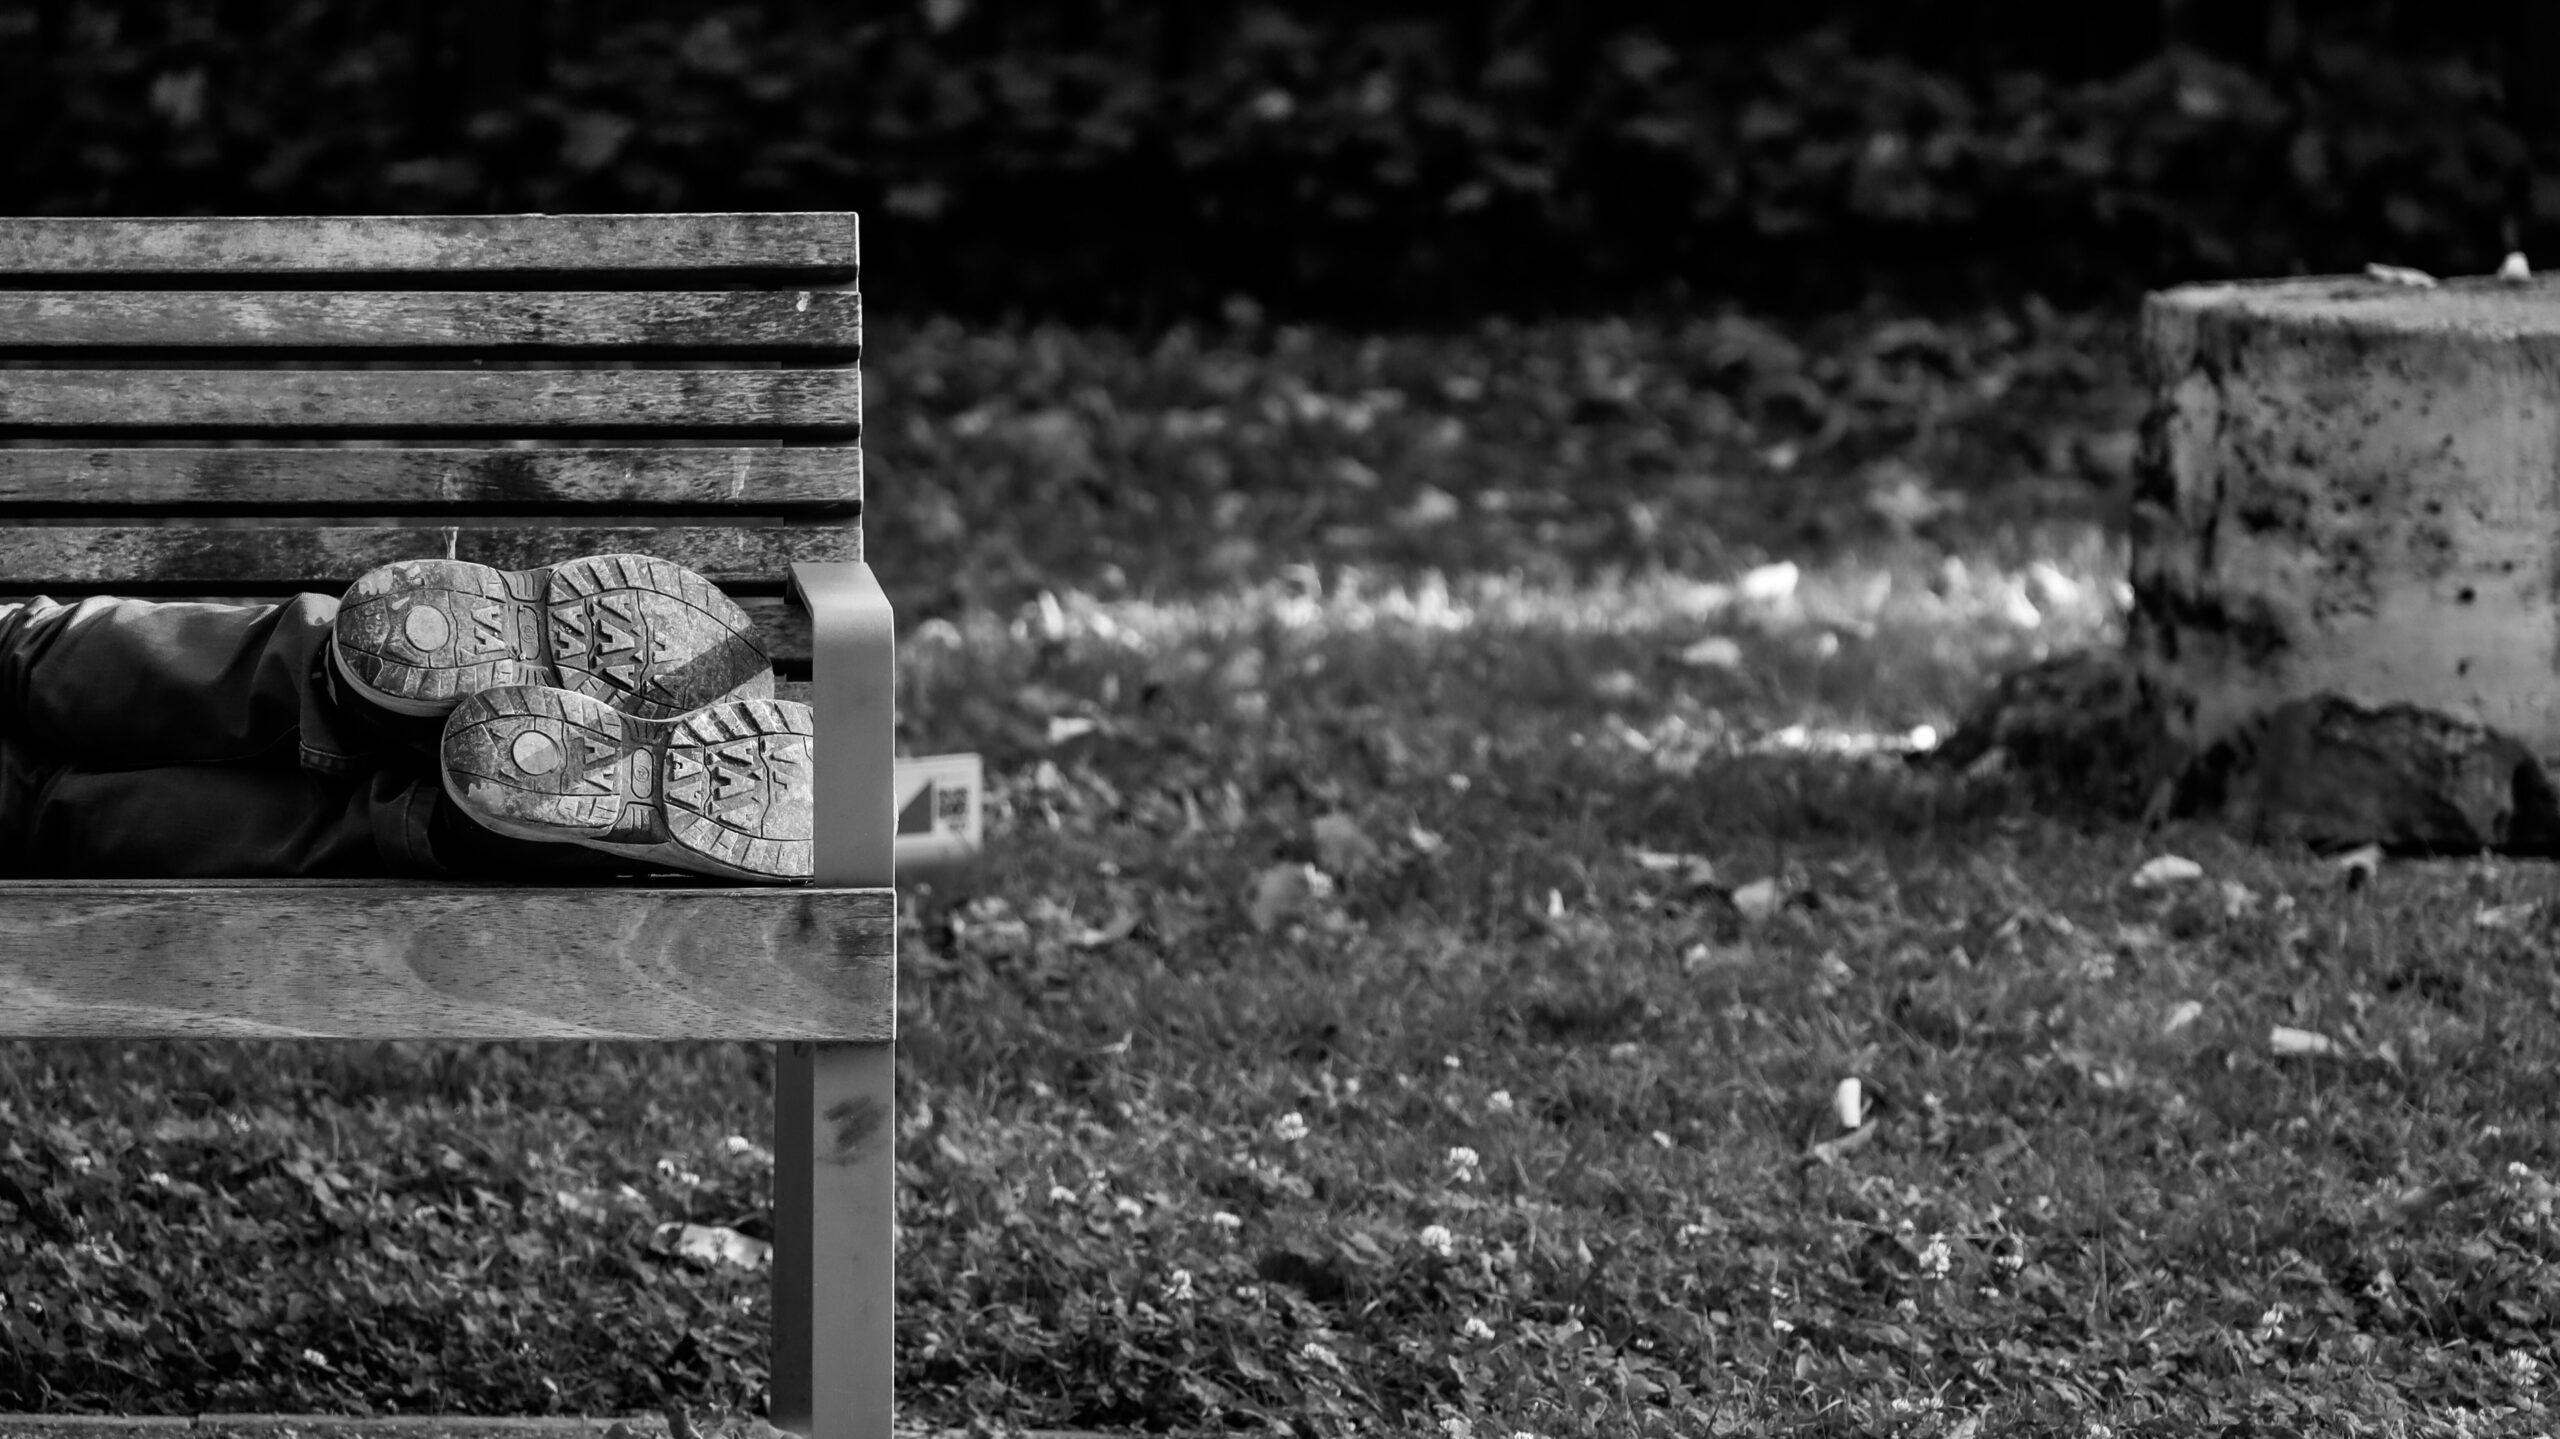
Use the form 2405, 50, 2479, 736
789, 561, 896, 889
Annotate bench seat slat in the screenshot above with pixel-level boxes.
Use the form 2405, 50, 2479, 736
0, 447, 858, 511
0, 369, 860, 436
0, 524, 856, 587
0, 290, 861, 355
0, 214, 858, 282
0, 882, 893, 1040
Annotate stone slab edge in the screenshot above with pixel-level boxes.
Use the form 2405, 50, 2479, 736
0, 1413, 1131, 1423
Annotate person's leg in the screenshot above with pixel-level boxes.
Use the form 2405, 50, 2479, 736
0, 556, 786, 880
0, 593, 427, 776
0, 552, 776, 777
12, 756, 434, 879
2, 747, 640, 879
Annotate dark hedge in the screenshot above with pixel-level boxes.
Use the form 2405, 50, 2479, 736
0, 0, 2550, 320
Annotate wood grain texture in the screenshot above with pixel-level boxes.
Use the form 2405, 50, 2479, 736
0, 369, 860, 436
0, 524, 857, 586
0, 1418, 1119, 1439
0, 447, 859, 512
0, 882, 894, 1040
0, 289, 861, 354
0, 214, 858, 281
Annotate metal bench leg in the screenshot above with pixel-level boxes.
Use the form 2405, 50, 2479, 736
773, 1039, 895, 1439
775, 561, 898, 1439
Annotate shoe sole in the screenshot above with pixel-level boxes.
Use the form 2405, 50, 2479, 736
441, 685, 813, 882
335, 554, 773, 720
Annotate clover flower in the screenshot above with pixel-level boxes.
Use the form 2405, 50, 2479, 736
1459, 1316, 1495, 1341
1273, 1111, 1309, 1143
1164, 1268, 1195, 1302
1447, 1145, 1481, 1181
1047, 1184, 1078, 1206
1916, 1232, 1951, 1280
1420, 1223, 1455, 1258
1210, 1210, 1242, 1233
1486, 1089, 1515, 1115
2251, 1303, 2289, 1344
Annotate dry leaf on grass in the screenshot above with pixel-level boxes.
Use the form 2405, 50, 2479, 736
1833, 1077, 1866, 1130
1678, 636, 1743, 669
653, 1221, 770, 1270
1740, 561, 1800, 605
2476, 901, 2540, 930
1630, 847, 1719, 888
2269, 1025, 2339, 1058
2131, 854, 2204, 889
1732, 877, 1785, 922
2365, 262, 2439, 287
1071, 909, 1141, 949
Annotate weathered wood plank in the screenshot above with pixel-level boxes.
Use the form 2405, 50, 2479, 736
0, 524, 857, 586
0, 882, 894, 1040
0, 1417, 1117, 1439
0, 1421, 655, 1438
0, 289, 861, 354
0, 369, 861, 435
0, 214, 857, 281
0, 446, 859, 511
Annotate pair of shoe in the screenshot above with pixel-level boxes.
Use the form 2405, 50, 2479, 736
330, 554, 812, 882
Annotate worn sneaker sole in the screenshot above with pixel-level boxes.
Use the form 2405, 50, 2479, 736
441, 685, 812, 882
334, 554, 773, 720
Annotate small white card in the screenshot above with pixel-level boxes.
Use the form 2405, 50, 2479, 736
893, 753, 984, 873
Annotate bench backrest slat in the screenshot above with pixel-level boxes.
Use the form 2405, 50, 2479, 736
0, 212, 859, 680
0, 523, 859, 587
0, 368, 862, 436
0, 214, 859, 282
0, 447, 861, 514
0, 289, 861, 354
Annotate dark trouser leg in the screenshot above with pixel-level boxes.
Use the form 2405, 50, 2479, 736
6, 754, 441, 878
0, 748, 637, 879
0, 593, 644, 879
0, 593, 428, 773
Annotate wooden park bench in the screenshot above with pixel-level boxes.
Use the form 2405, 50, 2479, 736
0, 214, 897, 1439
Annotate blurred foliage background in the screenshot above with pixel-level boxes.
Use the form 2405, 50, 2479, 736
0, 0, 2551, 321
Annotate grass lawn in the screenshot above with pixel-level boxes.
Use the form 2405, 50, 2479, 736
5, 307, 2558, 1436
